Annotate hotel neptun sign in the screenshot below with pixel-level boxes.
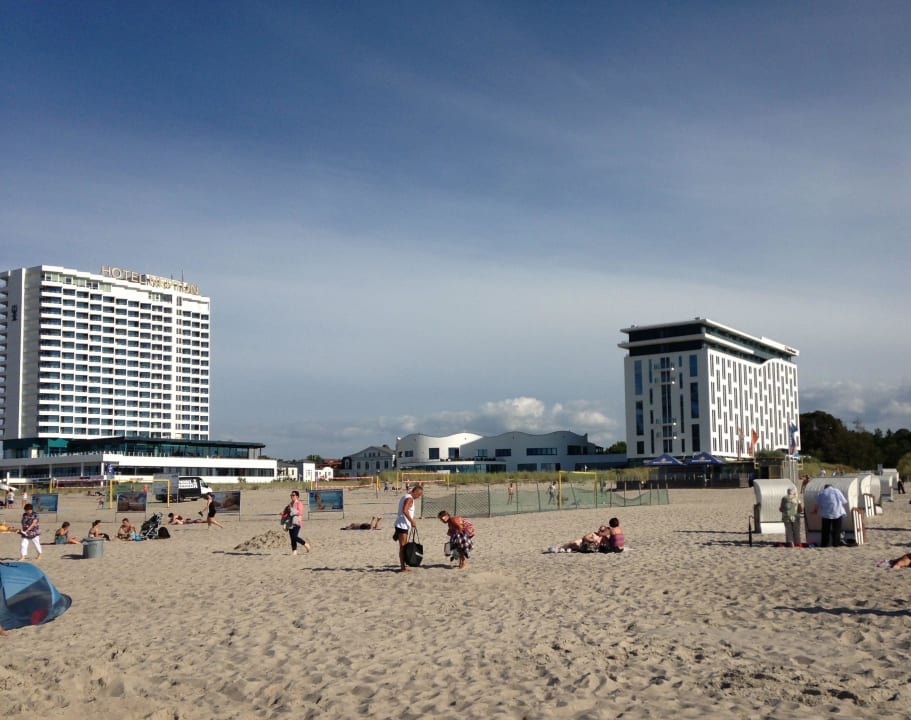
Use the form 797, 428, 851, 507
100, 266, 201, 296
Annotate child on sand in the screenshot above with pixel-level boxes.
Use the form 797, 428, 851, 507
438, 510, 475, 569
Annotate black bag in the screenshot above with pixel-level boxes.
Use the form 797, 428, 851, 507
403, 528, 424, 567
156, 527, 170, 539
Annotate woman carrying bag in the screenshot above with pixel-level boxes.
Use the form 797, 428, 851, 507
284, 490, 311, 556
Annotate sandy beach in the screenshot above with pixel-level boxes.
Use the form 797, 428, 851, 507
1, 484, 910, 719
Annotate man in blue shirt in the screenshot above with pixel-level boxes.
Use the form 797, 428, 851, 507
815, 484, 848, 547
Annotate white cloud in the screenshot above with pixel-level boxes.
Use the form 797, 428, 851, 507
801, 381, 911, 432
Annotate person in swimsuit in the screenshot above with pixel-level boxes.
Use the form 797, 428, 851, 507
341, 517, 382, 530
562, 527, 607, 552
54, 522, 81, 545
203, 494, 224, 529
600, 517, 624, 553
87, 520, 111, 540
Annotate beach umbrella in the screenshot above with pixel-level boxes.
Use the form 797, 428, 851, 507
644, 453, 684, 466
0, 562, 72, 631
686, 452, 724, 465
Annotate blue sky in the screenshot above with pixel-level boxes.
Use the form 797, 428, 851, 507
3, 2, 910, 459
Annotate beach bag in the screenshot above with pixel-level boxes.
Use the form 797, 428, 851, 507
404, 528, 423, 567
156, 527, 170, 539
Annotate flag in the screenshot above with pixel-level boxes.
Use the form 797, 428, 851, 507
788, 422, 799, 455
749, 429, 759, 455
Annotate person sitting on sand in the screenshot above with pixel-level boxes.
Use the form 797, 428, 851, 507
600, 517, 624, 553
562, 526, 609, 552
116, 518, 137, 540
87, 520, 110, 540
54, 521, 81, 545
341, 517, 382, 530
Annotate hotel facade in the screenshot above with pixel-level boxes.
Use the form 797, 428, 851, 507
619, 318, 800, 462
0, 265, 274, 483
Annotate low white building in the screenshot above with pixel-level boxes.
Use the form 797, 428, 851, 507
395, 431, 623, 473
0, 436, 277, 485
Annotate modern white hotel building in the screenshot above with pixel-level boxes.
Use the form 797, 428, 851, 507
0, 265, 275, 483
619, 318, 800, 462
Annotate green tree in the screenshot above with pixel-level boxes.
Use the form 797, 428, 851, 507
897, 451, 911, 479
606, 441, 627, 454
799, 411, 850, 463
877, 429, 911, 467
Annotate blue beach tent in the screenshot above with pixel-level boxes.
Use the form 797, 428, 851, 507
0, 562, 72, 630
686, 451, 724, 465
644, 453, 683, 466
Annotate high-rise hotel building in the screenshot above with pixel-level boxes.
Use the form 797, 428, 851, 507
619, 318, 800, 461
0, 265, 210, 456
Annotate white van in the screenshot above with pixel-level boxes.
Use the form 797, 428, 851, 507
153, 475, 214, 502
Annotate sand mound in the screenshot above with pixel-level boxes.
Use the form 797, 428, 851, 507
233, 528, 288, 551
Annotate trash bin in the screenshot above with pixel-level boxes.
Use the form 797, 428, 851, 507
82, 538, 104, 559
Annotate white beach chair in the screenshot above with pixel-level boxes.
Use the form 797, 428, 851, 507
751, 479, 795, 535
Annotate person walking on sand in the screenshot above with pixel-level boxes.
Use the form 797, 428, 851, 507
507, 482, 515, 505
779, 488, 803, 547
202, 494, 224, 529
394, 484, 423, 572
438, 510, 475, 569
18, 503, 42, 561
547, 482, 557, 505
286, 490, 310, 555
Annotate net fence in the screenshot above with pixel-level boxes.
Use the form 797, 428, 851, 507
420, 479, 670, 519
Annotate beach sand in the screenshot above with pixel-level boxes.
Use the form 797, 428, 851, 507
1, 485, 911, 719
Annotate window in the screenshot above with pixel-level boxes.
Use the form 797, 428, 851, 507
692, 424, 701, 452
635, 401, 644, 436
634, 360, 643, 395
428, 448, 440, 460
689, 354, 698, 377
690, 383, 699, 419
495, 448, 511, 457
526, 448, 557, 456
448, 448, 459, 459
